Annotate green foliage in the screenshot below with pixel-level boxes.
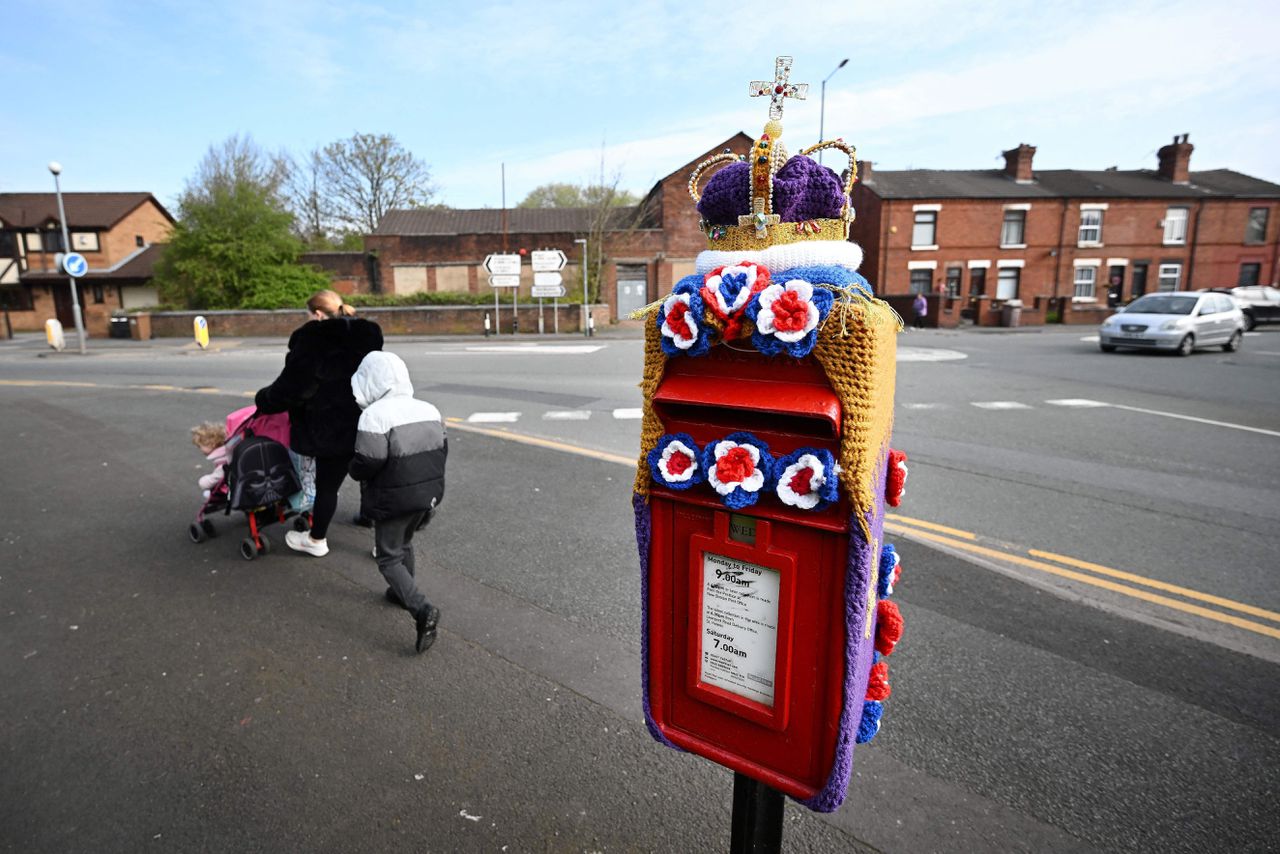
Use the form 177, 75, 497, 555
155, 136, 327, 310
517, 182, 640, 208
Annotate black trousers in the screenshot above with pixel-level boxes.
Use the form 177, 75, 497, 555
374, 509, 432, 617
311, 453, 352, 540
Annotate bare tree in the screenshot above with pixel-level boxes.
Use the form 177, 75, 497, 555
317, 133, 435, 234
180, 134, 290, 214
283, 147, 333, 248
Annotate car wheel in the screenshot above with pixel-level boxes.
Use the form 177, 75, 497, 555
1177, 335, 1194, 356
1243, 312, 1257, 332
1223, 330, 1242, 352
1099, 343, 1117, 353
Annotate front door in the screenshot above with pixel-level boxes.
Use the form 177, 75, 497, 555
1107, 265, 1125, 307
51, 279, 82, 329
1131, 264, 1148, 298
615, 264, 648, 319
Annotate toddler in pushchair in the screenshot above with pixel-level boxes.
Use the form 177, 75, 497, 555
188, 405, 316, 560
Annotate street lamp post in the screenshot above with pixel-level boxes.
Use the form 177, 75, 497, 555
818, 59, 849, 165
574, 237, 588, 337
48, 161, 87, 354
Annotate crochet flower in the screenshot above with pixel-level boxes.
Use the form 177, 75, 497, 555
700, 262, 769, 340
647, 433, 703, 490
877, 544, 901, 600
657, 278, 711, 357
774, 447, 840, 511
701, 432, 773, 510
885, 449, 908, 507
746, 279, 833, 357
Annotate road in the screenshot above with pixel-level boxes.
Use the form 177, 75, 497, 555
1, 325, 1277, 853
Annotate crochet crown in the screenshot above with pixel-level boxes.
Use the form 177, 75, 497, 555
688, 56, 858, 252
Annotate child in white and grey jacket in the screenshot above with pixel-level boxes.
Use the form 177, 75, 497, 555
349, 351, 448, 654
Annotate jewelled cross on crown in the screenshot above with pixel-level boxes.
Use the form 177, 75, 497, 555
750, 56, 809, 121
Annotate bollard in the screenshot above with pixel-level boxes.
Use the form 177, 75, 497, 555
484, 313, 492, 337
45, 318, 66, 352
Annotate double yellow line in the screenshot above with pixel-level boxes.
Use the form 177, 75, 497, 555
885, 514, 1280, 641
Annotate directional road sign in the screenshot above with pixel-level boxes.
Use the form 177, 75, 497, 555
531, 249, 567, 273
489, 274, 521, 288
532, 284, 567, 298
533, 271, 563, 287
484, 253, 522, 276
62, 252, 88, 278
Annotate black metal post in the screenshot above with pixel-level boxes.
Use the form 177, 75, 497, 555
730, 772, 784, 854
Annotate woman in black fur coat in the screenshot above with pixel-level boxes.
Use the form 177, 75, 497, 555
255, 290, 383, 557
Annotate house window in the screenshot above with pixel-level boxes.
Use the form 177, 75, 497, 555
1073, 266, 1097, 300
945, 266, 962, 298
1238, 263, 1261, 287
72, 232, 100, 252
1000, 210, 1026, 246
969, 267, 986, 297
1246, 208, 1268, 244
0, 286, 34, 311
996, 267, 1020, 300
1078, 209, 1103, 245
136, 235, 146, 248
909, 269, 932, 294
1157, 263, 1182, 291
91, 283, 105, 304
912, 211, 937, 247
1163, 208, 1188, 245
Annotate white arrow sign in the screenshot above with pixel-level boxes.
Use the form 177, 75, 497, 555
531, 249, 567, 272
483, 253, 522, 276
488, 274, 521, 288
533, 271, 563, 287
532, 284, 567, 298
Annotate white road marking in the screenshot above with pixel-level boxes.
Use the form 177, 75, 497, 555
900, 403, 944, 410
1254, 351, 1280, 357
543, 410, 591, 421
612, 408, 643, 420
1109, 404, 1280, 438
466, 412, 521, 423
1045, 398, 1110, 407
971, 401, 1033, 410
464, 345, 605, 354
897, 347, 967, 362
1080, 335, 1100, 342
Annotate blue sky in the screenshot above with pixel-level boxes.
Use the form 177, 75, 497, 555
4, 0, 1279, 214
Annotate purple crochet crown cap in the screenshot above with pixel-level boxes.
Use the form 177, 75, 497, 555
698, 155, 846, 226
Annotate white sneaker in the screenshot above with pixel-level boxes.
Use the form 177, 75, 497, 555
285, 530, 329, 557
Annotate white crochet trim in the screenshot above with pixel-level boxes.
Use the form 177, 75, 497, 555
695, 241, 864, 277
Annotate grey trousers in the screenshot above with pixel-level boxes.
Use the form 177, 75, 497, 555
374, 509, 431, 618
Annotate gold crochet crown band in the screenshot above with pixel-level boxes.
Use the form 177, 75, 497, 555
688, 56, 858, 252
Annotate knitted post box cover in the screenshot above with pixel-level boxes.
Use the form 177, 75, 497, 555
633, 57, 908, 813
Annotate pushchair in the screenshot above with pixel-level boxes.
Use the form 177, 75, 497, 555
188, 405, 316, 560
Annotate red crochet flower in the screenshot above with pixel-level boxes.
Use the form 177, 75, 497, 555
875, 599, 903, 656
865, 661, 891, 701
886, 449, 908, 508
770, 289, 812, 334
716, 446, 757, 484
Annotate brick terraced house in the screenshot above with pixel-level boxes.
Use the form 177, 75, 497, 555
0, 193, 174, 336
849, 136, 1280, 326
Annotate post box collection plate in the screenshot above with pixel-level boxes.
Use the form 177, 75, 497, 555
633, 59, 910, 814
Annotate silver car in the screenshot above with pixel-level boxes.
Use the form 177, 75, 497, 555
1098, 292, 1246, 355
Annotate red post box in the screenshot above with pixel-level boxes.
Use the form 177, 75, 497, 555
632, 67, 906, 815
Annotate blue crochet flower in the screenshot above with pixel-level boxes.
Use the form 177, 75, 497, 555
657, 275, 711, 357
746, 279, 834, 357
647, 433, 703, 490
855, 700, 884, 744
774, 447, 840, 511
700, 431, 773, 510
878, 544, 900, 599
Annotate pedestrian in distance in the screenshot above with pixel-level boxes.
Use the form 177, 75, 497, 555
255, 289, 383, 557
349, 350, 448, 654
912, 291, 928, 330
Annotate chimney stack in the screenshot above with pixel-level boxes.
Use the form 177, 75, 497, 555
1002, 144, 1036, 183
1157, 134, 1194, 184
856, 160, 873, 184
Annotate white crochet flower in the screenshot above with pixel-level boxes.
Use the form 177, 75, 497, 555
657, 439, 698, 483
704, 265, 759, 315
776, 453, 829, 510
755, 280, 820, 343
659, 292, 699, 350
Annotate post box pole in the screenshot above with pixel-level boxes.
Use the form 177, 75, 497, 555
729, 772, 784, 854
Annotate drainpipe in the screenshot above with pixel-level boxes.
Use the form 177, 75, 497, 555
1052, 198, 1068, 300
879, 199, 890, 290
1185, 199, 1204, 289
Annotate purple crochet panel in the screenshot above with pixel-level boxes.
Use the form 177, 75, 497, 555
697, 161, 751, 226
696, 156, 845, 226
799, 444, 891, 813
774, 157, 845, 223
635, 493, 681, 750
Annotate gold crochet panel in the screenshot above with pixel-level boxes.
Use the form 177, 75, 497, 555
705, 216, 850, 252
633, 290, 901, 540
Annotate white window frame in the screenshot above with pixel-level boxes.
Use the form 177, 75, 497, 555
1000, 209, 1027, 248
1078, 209, 1104, 246
911, 209, 938, 250
995, 266, 1020, 300
908, 268, 933, 294
71, 231, 100, 252
24, 232, 42, 252
1072, 265, 1098, 301
1162, 207, 1188, 245
1157, 263, 1182, 292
